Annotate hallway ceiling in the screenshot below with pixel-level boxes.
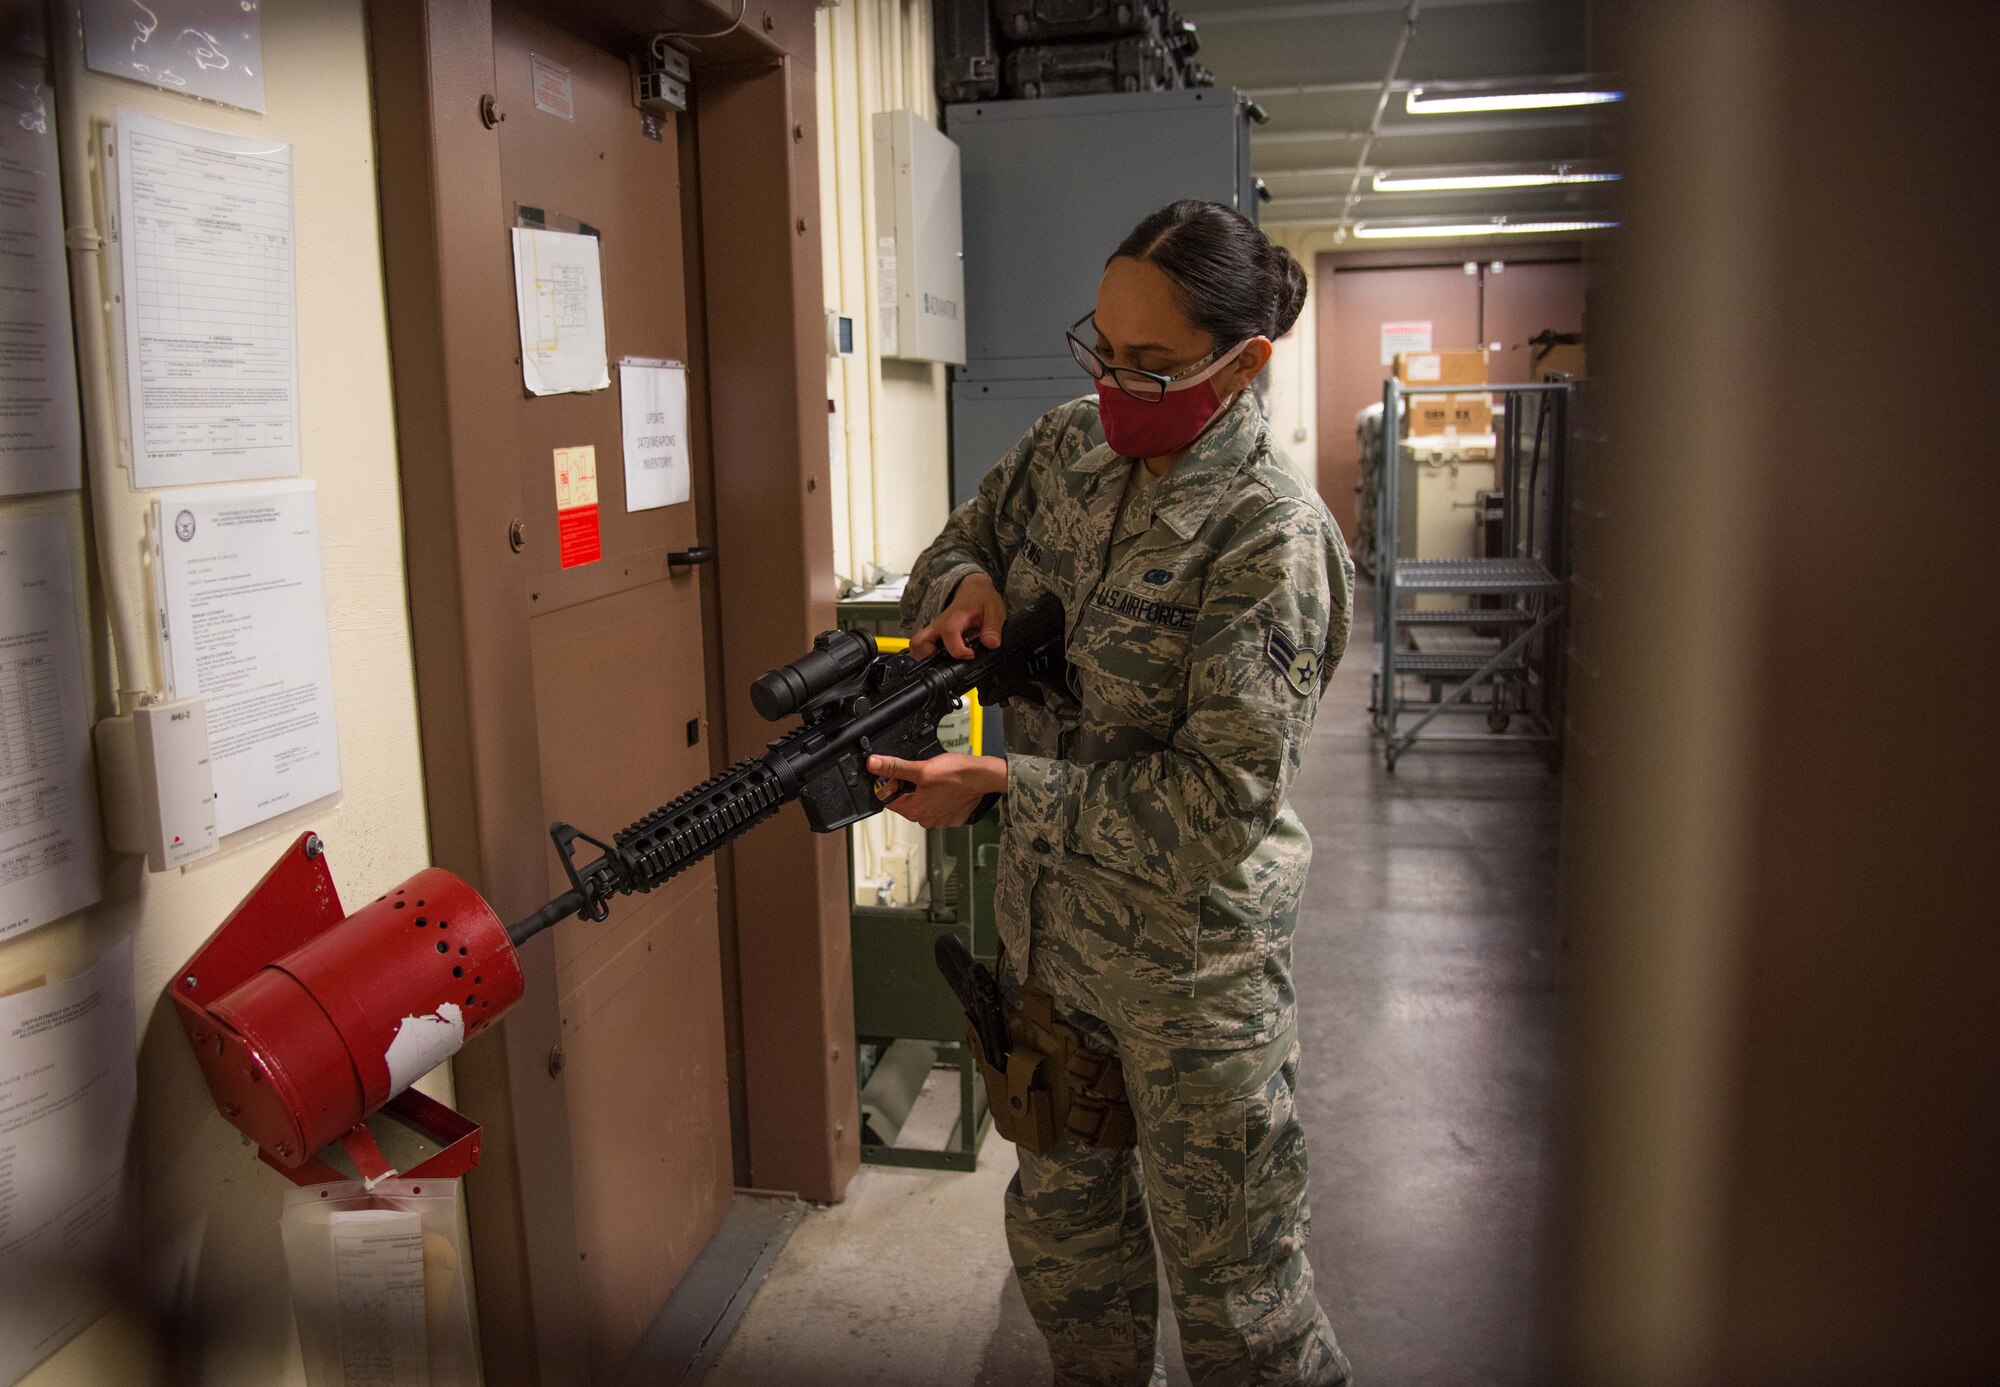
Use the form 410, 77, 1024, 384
1180, 0, 1616, 241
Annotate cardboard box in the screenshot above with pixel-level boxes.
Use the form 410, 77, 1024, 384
1395, 348, 1488, 387
1409, 395, 1453, 435
1531, 342, 1586, 381
1451, 392, 1493, 433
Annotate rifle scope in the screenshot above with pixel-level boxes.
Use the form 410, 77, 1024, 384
749, 627, 877, 721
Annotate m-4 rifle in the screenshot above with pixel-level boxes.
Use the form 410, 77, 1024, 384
508, 591, 1065, 943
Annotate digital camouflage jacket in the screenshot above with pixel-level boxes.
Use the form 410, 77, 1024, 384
903, 390, 1353, 1048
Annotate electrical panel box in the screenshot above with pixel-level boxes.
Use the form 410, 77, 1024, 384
871, 111, 967, 365
945, 87, 1256, 501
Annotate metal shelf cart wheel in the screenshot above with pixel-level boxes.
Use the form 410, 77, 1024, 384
1372, 378, 1573, 771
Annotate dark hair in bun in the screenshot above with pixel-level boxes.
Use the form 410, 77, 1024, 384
1110, 200, 1309, 347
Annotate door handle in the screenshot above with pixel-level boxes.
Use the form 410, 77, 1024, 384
667, 547, 715, 571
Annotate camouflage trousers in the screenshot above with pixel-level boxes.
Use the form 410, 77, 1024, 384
1003, 993, 1352, 1387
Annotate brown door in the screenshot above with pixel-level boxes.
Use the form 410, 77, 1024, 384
1312, 255, 1587, 538
1484, 260, 1586, 383
1314, 262, 1480, 539
491, 8, 731, 1378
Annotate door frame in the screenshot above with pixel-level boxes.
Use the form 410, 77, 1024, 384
366, 3, 853, 1381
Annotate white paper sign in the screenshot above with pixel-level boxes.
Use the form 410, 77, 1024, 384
153, 480, 340, 837
511, 227, 609, 397
1381, 320, 1433, 366
329, 1209, 430, 1386
0, 515, 102, 941
0, 936, 136, 1385
82, 0, 266, 113
619, 360, 690, 511
0, 67, 82, 497
114, 110, 300, 488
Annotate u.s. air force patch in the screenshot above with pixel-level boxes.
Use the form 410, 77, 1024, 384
1266, 626, 1321, 696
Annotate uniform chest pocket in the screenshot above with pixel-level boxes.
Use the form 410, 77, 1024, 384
1071, 568, 1201, 731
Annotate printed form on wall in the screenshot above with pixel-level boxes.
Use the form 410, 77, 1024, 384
0, 936, 137, 1385
113, 109, 300, 489
0, 514, 102, 942
0, 66, 82, 496
153, 481, 340, 839
511, 227, 609, 396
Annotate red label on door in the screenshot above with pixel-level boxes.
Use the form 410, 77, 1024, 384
553, 444, 601, 568
558, 503, 600, 568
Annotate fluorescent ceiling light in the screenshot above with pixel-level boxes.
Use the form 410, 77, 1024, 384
1351, 219, 1619, 239
1371, 164, 1621, 192
1406, 86, 1623, 114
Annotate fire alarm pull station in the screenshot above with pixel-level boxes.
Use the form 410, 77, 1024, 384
175, 597, 1070, 1183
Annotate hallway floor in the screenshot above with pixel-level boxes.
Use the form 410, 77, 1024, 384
702, 596, 1565, 1386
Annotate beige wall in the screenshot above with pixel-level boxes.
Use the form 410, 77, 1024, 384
5, 4, 441, 1382
1262, 225, 1332, 469
815, 0, 952, 587
814, 0, 951, 890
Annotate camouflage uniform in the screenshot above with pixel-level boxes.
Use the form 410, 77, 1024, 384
902, 391, 1356, 1386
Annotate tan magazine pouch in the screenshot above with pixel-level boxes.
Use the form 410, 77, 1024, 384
969, 986, 1136, 1154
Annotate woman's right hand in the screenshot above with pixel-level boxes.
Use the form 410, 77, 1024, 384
911, 571, 1008, 659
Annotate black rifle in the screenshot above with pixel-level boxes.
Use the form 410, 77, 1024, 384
507, 593, 1066, 945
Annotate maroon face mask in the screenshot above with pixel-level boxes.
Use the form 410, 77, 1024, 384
1094, 339, 1251, 460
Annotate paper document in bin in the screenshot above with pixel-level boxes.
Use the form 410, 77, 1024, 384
330, 1209, 430, 1387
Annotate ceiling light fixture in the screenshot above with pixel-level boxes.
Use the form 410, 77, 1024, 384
1350, 219, 1619, 239
1371, 163, 1621, 192
1405, 85, 1623, 114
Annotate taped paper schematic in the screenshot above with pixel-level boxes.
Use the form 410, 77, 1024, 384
113, 109, 300, 488
511, 227, 609, 396
0, 936, 137, 1385
0, 514, 102, 942
153, 481, 340, 838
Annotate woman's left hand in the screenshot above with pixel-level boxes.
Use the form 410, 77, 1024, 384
868, 753, 1008, 828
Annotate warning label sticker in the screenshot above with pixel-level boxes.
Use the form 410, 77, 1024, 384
531, 53, 575, 120
554, 444, 601, 568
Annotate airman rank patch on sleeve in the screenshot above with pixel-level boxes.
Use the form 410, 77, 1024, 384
1266, 627, 1321, 696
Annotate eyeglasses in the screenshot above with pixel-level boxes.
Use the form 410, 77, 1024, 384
1065, 312, 1229, 404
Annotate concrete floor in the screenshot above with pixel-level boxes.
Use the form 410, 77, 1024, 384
703, 597, 1564, 1386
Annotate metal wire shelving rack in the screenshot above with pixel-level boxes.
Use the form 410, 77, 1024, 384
1370, 377, 1574, 771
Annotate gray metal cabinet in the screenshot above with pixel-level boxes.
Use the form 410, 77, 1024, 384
946, 88, 1257, 505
